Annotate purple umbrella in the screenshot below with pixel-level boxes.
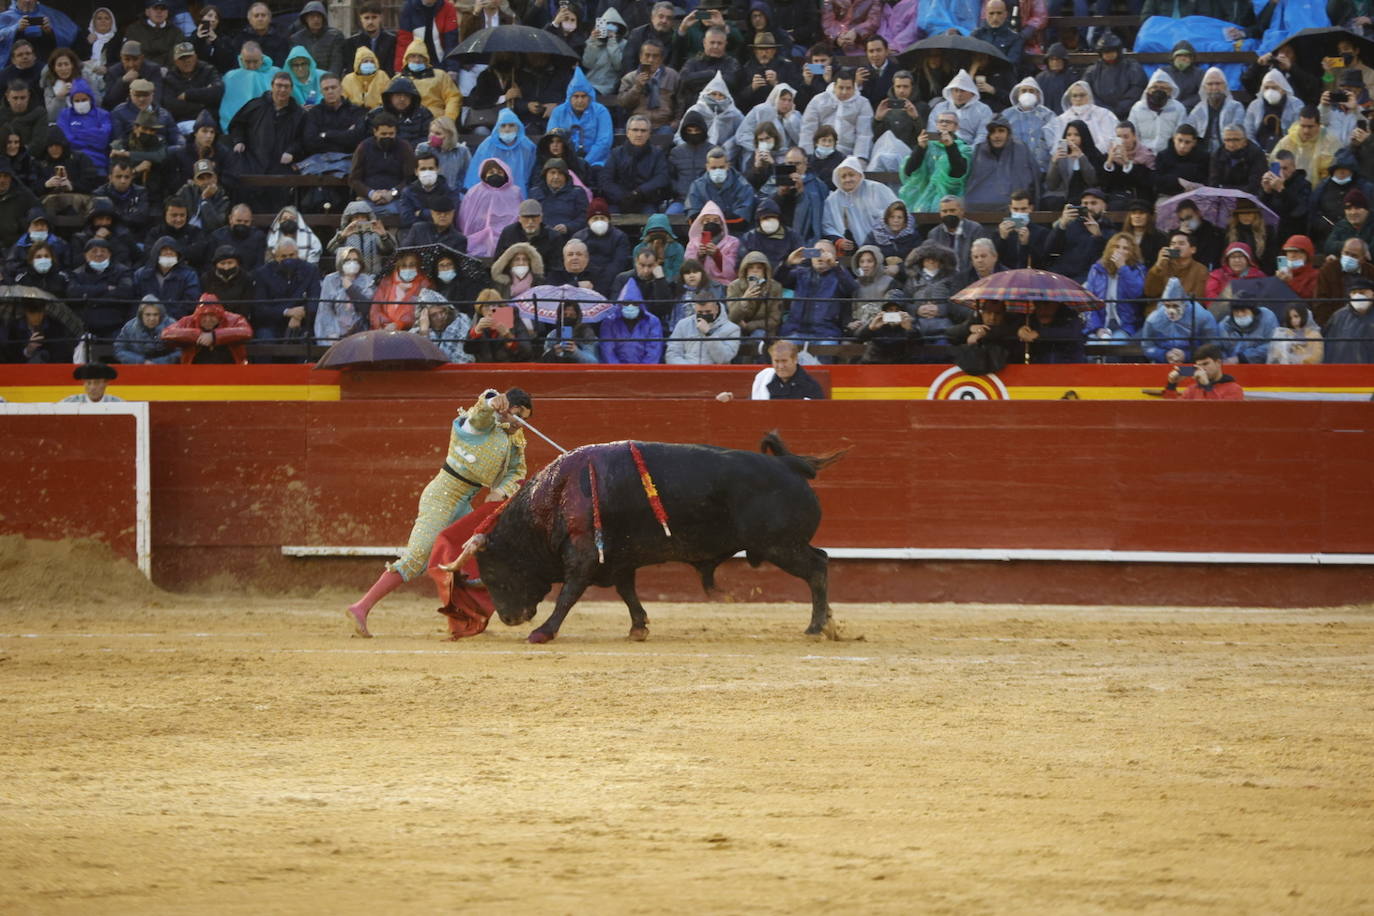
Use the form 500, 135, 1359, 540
315, 329, 450, 369
950, 268, 1104, 313
513, 284, 615, 324
1155, 186, 1279, 230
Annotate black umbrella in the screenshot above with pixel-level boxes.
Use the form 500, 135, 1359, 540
1278, 27, 1374, 76
898, 34, 1011, 73
446, 24, 579, 63
315, 329, 450, 369
393, 244, 489, 287
0, 284, 85, 335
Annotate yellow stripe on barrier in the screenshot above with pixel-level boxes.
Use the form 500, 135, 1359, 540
0, 385, 342, 403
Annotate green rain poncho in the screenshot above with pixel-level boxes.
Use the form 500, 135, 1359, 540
898, 135, 971, 214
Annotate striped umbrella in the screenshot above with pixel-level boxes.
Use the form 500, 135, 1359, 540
950, 268, 1104, 314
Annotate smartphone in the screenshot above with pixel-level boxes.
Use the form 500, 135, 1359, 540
773, 163, 796, 179
749, 275, 764, 285
1360, 119, 1371, 131
558, 325, 573, 340
1164, 247, 1179, 258
492, 305, 516, 328
640, 63, 652, 74
1276, 255, 1289, 271
1176, 366, 1196, 377
807, 62, 825, 75
802, 246, 822, 258
1324, 56, 1346, 70
700, 230, 712, 246
882, 311, 904, 324
1269, 161, 1282, 176
1056, 140, 1068, 154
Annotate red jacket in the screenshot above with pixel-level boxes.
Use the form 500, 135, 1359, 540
1280, 234, 1319, 299
1164, 375, 1245, 400
161, 297, 253, 365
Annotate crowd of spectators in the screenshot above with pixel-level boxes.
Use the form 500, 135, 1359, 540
1, 0, 1373, 369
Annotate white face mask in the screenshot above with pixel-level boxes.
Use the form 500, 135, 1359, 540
418, 168, 437, 188
1181, 217, 1199, 231
1262, 88, 1282, 105
73, 100, 91, 115
588, 218, 608, 236
708, 167, 727, 183
398, 267, 418, 282
1288, 257, 1305, 269
759, 218, 779, 235
1234, 313, 1254, 329
29, 229, 47, 242
33, 257, 51, 273
1017, 91, 1037, 109
498, 129, 517, 143
158, 255, 178, 269
341, 259, 361, 275
1352, 295, 1371, 312
757, 140, 774, 152
438, 268, 456, 282
511, 264, 530, 278
815, 144, 835, 158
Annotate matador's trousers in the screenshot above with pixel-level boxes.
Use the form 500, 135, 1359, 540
388, 470, 479, 581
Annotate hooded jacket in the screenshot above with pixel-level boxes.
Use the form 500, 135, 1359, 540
342, 46, 390, 111
1217, 300, 1279, 363
964, 125, 1040, 211
490, 241, 545, 296
161, 296, 253, 364
581, 6, 626, 97
1141, 294, 1219, 363
1035, 44, 1079, 115
227, 86, 306, 174
1163, 41, 1204, 109
822, 0, 882, 52
55, 78, 114, 174
1082, 33, 1147, 120
1128, 70, 1188, 154
290, 0, 347, 77
734, 83, 804, 166
284, 44, 323, 107
33, 127, 99, 195
1200, 240, 1264, 302
370, 74, 430, 147
467, 108, 538, 193
597, 294, 665, 365
675, 72, 744, 158
669, 110, 712, 198
903, 241, 965, 338
133, 235, 203, 318
685, 156, 756, 225
684, 201, 741, 286
114, 299, 179, 364
531, 168, 592, 233
1278, 234, 1319, 299
66, 254, 135, 336
927, 69, 994, 148
725, 250, 785, 335
460, 158, 525, 257
546, 67, 614, 167
398, 38, 461, 122
1045, 80, 1118, 154
1001, 78, 1054, 169
1243, 69, 1302, 151
1184, 67, 1247, 153
824, 156, 899, 240
632, 213, 686, 280
219, 51, 280, 130
1310, 149, 1374, 240
665, 299, 741, 364
800, 79, 875, 161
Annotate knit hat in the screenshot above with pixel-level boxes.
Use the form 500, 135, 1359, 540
543, 157, 568, 174
84, 237, 112, 253
1080, 187, 1106, 202
518, 199, 542, 217
1344, 188, 1370, 209
587, 197, 610, 219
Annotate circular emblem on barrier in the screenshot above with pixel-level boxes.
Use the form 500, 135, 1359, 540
927, 367, 1010, 400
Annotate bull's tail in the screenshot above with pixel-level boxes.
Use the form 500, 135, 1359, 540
760, 430, 849, 479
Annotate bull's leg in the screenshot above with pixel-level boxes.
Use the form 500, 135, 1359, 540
527, 574, 591, 644
762, 545, 833, 637
614, 569, 650, 642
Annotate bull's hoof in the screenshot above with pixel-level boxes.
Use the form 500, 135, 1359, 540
628, 627, 649, 642
804, 619, 841, 641
527, 629, 555, 644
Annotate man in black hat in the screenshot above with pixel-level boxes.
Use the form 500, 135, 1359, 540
62, 364, 124, 404
738, 31, 799, 111
69, 197, 138, 270
103, 40, 165, 111
400, 193, 469, 251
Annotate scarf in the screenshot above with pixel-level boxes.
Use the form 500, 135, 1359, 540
89, 8, 118, 62
646, 68, 660, 110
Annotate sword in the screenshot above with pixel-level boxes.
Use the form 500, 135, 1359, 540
511, 414, 569, 455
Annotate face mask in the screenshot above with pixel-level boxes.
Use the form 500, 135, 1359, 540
759, 218, 779, 235
683, 130, 704, 145
428, 133, 444, 147
922, 266, 938, 278
408, 60, 425, 73
29, 229, 46, 242
1288, 257, 1305, 268
560, 19, 575, 30
1147, 89, 1168, 109
158, 255, 177, 269
1333, 174, 1352, 185
1234, 313, 1254, 329
511, 264, 529, 278
1353, 296, 1372, 312
621, 304, 640, 319
1165, 306, 1184, 320
498, 129, 517, 144
360, 61, 378, 75
815, 144, 835, 158
377, 137, 394, 151
1181, 217, 1199, 231
1009, 211, 1030, 225
341, 260, 360, 275
231, 224, 251, 238
1342, 254, 1360, 272
586, 218, 608, 236
33, 257, 51, 273
438, 268, 456, 282
1174, 58, 1192, 71
280, 220, 298, 235
695, 311, 716, 323
484, 172, 507, 187
1262, 88, 1282, 105
708, 167, 727, 183
398, 267, 418, 282
1017, 91, 1037, 109
73, 100, 91, 114
757, 140, 774, 152
941, 214, 960, 230
706, 97, 725, 112
89, 258, 109, 271
418, 168, 437, 187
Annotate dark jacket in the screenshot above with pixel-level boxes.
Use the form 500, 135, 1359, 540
201, 262, 259, 316
1208, 140, 1266, 194
398, 175, 462, 224
302, 98, 367, 155
143, 221, 213, 272
0, 177, 40, 249
496, 222, 567, 275
400, 221, 469, 252
368, 76, 428, 147
132, 235, 204, 318
227, 92, 306, 173
572, 225, 633, 295
775, 262, 857, 339
348, 134, 418, 198
66, 263, 136, 338
1041, 214, 1117, 282
162, 60, 226, 123
32, 128, 100, 195
207, 224, 269, 272
251, 257, 322, 338
599, 140, 672, 210
342, 29, 398, 76
531, 183, 590, 234
1154, 140, 1211, 196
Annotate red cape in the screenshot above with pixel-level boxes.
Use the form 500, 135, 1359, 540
426, 500, 502, 639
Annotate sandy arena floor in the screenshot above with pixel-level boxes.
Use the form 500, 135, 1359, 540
2, 589, 1373, 914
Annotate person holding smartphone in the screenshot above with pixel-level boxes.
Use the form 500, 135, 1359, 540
1164, 344, 1244, 399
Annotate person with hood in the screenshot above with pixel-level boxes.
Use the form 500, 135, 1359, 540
5, 206, 65, 274
33, 125, 99, 202
329, 199, 395, 275
665, 290, 741, 364
466, 108, 538, 194
964, 117, 1039, 211
115, 297, 179, 364
1035, 44, 1078, 115
848, 242, 897, 325
899, 111, 970, 214
218, 43, 279, 130
461, 158, 525, 257
342, 46, 389, 110
1185, 67, 1245, 155
1216, 296, 1278, 363
1267, 304, 1323, 365
734, 82, 801, 167
1045, 81, 1117, 154
265, 204, 323, 266
1204, 240, 1266, 302
1153, 122, 1210, 196
142, 198, 211, 272
776, 240, 857, 348
821, 0, 881, 53
67, 239, 133, 336
1241, 42, 1320, 109
572, 197, 632, 293
677, 72, 743, 159
598, 116, 671, 214
1272, 110, 1339, 189
669, 109, 712, 204
1208, 125, 1266, 194
395, 0, 459, 73
398, 39, 460, 122
1002, 78, 1054, 169
69, 196, 136, 271
1162, 41, 1203, 111
1129, 70, 1187, 154
726, 249, 785, 342
597, 286, 665, 365
825, 156, 898, 251
283, 44, 323, 108
489, 241, 543, 298
201, 244, 257, 315
1082, 32, 1145, 120
55, 78, 111, 175
227, 71, 305, 179
533, 157, 591, 231
134, 235, 202, 318
371, 74, 430, 147
1310, 151, 1374, 246
1275, 234, 1319, 298
739, 198, 802, 271
1243, 69, 1301, 151
161, 293, 253, 364
1323, 278, 1374, 362
528, 128, 590, 195
1083, 232, 1146, 339
927, 70, 993, 148
799, 68, 874, 162
582, 7, 626, 97
411, 290, 473, 362
902, 240, 962, 351
686, 146, 755, 224
291, 0, 346, 77
1141, 277, 1219, 363
633, 213, 685, 280
545, 67, 613, 167
617, 37, 679, 131
162, 42, 225, 130
879, 0, 919, 55
684, 201, 741, 287
76, 7, 119, 69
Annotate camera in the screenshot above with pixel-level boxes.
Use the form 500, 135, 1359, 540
1164, 247, 1179, 258
773, 162, 796, 179
1360, 119, 1370, 131
1331, 90, 1349, 105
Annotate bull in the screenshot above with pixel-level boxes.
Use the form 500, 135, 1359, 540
473, 432, 847, 643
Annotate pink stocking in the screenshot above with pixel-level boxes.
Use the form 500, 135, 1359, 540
346, 570, 404, 638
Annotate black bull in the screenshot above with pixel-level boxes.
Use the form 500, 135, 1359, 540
477, 433, 847, 643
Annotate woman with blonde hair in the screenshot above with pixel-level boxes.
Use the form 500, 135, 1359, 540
425, 115, 471, 189
1083, 232, 1146, 339
464, 288, 534, 362
1225, 199, 1276, 273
